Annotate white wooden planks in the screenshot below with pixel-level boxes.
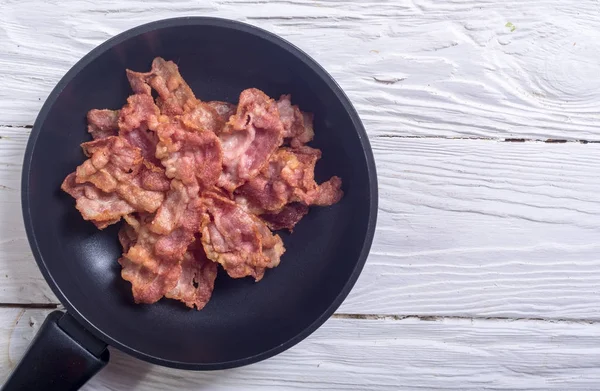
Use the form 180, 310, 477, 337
3, 0, 600, 389
3, 124, 600, 319
1, 0, 600, 139
0, 127, 55, 304
1, 308, 600, 390
339, 138, 600, 319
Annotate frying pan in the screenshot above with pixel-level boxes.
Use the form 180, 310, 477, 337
3, 17, 377, 390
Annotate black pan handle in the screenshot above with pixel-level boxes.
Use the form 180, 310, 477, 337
1, 310, 109, 391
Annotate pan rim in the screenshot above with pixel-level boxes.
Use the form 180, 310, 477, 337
21, 16, 378, 370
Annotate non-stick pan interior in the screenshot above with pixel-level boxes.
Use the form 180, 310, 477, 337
23, 19, 376, 368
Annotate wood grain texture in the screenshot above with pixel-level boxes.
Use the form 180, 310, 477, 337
340, 138, 600, 319
3, 125, 600, 319
2, 308, 600, 390
0, 127, 55, 304
4, 1, 600, 389
2, 0, 600, 139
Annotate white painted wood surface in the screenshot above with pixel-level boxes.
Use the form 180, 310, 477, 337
3, 308, 600, 391
3, 0, 600, 140
2, 0, 600, 389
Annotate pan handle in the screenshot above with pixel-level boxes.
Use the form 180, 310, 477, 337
1, 310, 109, 391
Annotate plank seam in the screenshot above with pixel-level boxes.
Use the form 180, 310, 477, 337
0, 125, 33, 129
0, 303, 59, 309
1, 305, 598, 325
333, 313, 600, 324
375, 135, 599, 143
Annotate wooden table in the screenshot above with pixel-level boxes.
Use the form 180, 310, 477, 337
2, 1, 600, 389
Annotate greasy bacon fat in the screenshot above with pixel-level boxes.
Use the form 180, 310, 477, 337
62, 57, 343, 310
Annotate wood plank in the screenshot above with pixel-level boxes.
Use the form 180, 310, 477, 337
3, 126, 600, 319
2, 308, 600, 390
0, 127, 56, 304
2, 0, 600, 139
339, 137, 600, 319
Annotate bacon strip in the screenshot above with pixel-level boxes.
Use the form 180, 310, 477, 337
155, 117, 223, 190
218, 88, 284, 192
200, 192, 285, 281
119, 211, 218, 308
76, 136, 165, 214
87, 109, 119, 140
277, 95, 314, 147
62, 173, 135, 229
118, 94, 161, 165
151, 180, 204, 235
126, 57, 199, 115
165, 238, 218, 310
62, 136, 168, 229
236, 146, 343, 213
118, 214, 195, 304
260, 203, 309, 232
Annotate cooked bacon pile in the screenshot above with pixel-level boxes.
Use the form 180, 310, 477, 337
61, 58, 343, 310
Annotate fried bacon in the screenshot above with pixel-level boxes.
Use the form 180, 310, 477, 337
118, 94, 161, 165
120, 212, 217, 308
276, 95, 314, 147
62, 57, 343, 310
181, 102, 225, 134
87, 109, 119, 140
260, 203, 309, 232
218, 88, 284, 192
165, 238, 218, 310
62, 173, 135, 229
155, 117, 223, 189
76, 136, 165, 214
200, 192, 285, 281
151, 180, 204, 235
236, 146, 343, 214
118, 214, 193, 304
126, 57, 198, 115
206, 101, 236, 124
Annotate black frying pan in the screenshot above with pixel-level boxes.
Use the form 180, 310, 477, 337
4, 17, 377, 390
